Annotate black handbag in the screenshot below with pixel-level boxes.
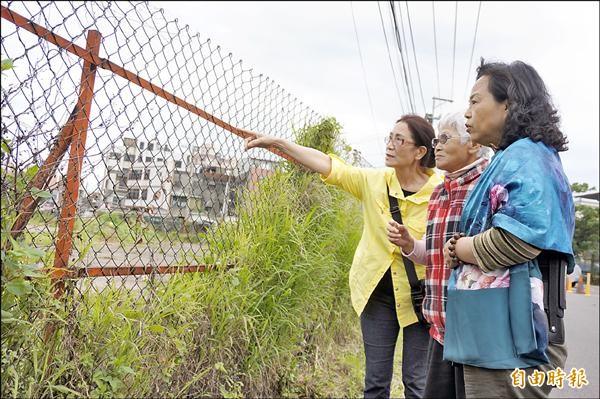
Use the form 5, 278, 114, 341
387, 186, 429, 326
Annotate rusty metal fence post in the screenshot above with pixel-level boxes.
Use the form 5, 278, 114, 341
1, 1, 372, 298
51, 30, 102, 298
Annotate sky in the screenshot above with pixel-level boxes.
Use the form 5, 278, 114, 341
150, 0, 599, 188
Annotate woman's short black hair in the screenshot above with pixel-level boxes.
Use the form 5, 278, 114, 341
476, 58, 568, 152
396, 114, 436, 168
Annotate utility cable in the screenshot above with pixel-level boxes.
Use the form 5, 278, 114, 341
377, 1, 406, 114
451, 1, 458, 100
432, 1, 441, 98
463, 1, 482, 100
396, 2, 417, 113
405, 1, 426, 115
350, 1, 381, 150
390, 1, 415, 113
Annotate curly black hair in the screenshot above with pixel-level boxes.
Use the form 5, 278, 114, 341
476, 58, 568, 152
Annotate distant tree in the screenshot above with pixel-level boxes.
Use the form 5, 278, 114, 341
571, 182, 597, 193
573, 205, 599, 257
570, 182, 600, 284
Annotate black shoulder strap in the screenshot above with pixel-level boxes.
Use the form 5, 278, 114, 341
387, 184, 420, 289
538, 250, 566, 344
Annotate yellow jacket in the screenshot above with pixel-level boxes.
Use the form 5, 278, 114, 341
322, 155, 442, 326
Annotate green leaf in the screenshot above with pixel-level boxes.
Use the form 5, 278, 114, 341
118, 365, 134, 375
1, 139, 10, 153
5, 279, 33, 296
12, 245, 46, 259
148, 324, 165, 334
49, 385, 83, 397
1, 316, 31, 325
1, 309, 14, 319
31, 187, 52, 199
1, 59, 13, 71
24, 164, 39, 181
1, 256, 19, 274
214, 362, 227, 373
94, 379, 107, 393
24, 246, 46, 258
22, 269, 46, 278
22, 262, 43, 271
106, 376, 123, 391
122, 310, 143, 319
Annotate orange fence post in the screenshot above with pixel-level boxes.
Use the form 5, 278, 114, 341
0, 4, 311, 285
51, 30, 102, 298
10, 104, 81, 242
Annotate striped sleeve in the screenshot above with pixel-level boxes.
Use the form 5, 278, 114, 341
472, 227, 541, 272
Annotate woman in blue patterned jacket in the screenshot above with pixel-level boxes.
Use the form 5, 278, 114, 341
442, 59, 575, 398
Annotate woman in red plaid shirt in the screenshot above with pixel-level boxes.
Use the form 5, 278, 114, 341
387, 111, 492, 399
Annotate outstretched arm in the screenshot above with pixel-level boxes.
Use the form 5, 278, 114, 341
243, 129, 332, 176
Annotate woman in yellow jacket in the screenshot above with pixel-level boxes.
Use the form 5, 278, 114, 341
244, 114, 442, 399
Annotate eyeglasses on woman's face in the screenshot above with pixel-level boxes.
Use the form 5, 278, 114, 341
432, 133, 462, 147
385, 134, 416, 148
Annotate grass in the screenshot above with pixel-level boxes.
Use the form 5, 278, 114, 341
2, 117, 381, 397
26, 210, 207, 248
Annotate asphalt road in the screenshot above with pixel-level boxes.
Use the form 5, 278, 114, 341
550, 285, 599, 399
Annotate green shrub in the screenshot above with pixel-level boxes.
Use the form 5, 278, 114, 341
2, 116, 366, 397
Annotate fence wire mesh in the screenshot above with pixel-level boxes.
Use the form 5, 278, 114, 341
1, 0, 371, 302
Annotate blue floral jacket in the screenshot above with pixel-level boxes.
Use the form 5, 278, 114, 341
443, 138, 575, 369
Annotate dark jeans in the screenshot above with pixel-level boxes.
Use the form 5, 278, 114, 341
360, 287, 429, 399
423, 337, 465, 399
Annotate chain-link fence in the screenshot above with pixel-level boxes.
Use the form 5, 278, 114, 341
1, 1, 371, 302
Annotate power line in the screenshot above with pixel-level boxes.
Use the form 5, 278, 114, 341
389, 1, 415, 113
350, 2, 380, 141
432, 1, 440, 98
389, 2, 413, 112
404, 1, 426, 115
463, 1, 482, 100
451, 1, 458, 101
388, 5, 412, 114
377, 1, 406, 115
396, 2, 418, 113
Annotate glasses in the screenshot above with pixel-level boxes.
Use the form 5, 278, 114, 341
432, 133, 461, 147
385, 135, 416, 147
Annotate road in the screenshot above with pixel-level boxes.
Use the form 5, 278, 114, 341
550, 285, 599, 399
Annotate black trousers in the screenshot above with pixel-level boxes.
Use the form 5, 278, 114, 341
423, 337, 465, 399
360, 285, 429, 399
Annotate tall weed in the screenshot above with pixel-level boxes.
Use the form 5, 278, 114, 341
1, 117, 365, 397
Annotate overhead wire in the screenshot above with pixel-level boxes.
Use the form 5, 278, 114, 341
404, 1, 426, 115
396, 2, 418, 114
388, 5, 412, 113
377, 1, 406, 114
451, 1, 458, 101
432, 1, 441, 98
463, 1, 482, 100
389, 1, 415, 113
350, 1, 382, 147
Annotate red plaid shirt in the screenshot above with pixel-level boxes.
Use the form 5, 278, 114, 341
423, 159, 488, 344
